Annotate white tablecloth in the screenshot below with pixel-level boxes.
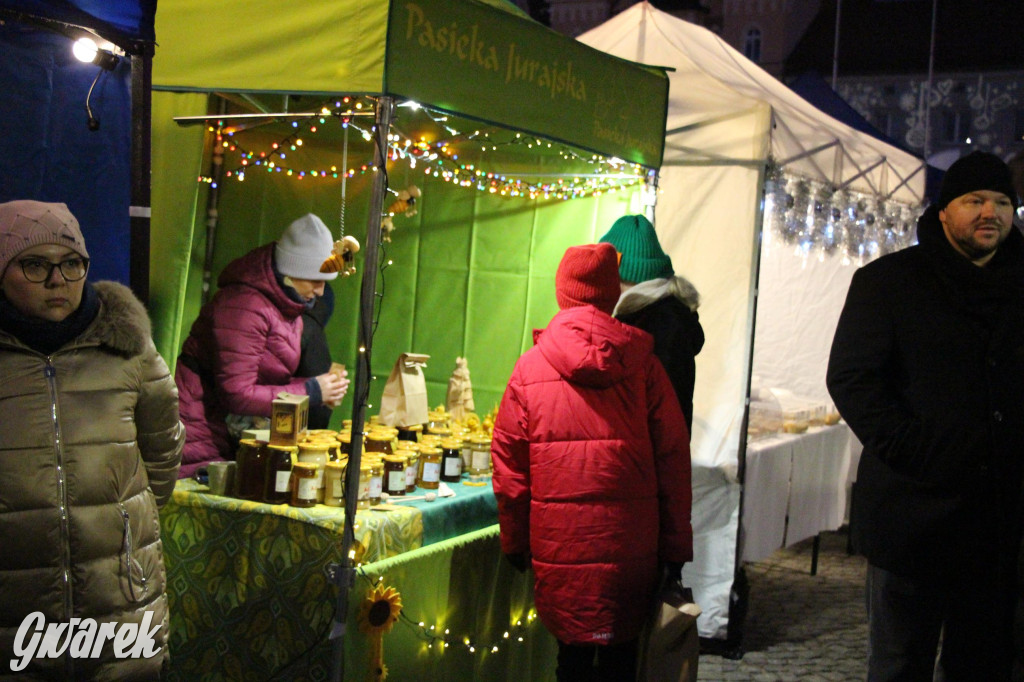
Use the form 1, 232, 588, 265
740, 423, 854, 563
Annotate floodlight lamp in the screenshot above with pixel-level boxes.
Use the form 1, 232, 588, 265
73, 37, 120, 71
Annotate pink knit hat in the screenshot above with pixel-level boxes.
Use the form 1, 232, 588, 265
0, 201, 89, 276
555, 243, 620, 315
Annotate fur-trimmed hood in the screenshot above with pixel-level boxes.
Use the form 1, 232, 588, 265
84, 281, 153, 357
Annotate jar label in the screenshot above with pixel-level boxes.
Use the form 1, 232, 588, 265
387, 471, 405, 492
405, 466, 417, 487
444, 458, 462, 477
297, 477, 318, 501
275, 471, 291, 493
471, 450, 490, 470
369, 476, 383, 497
332, 477, 343, 498
422, 461, 441, 483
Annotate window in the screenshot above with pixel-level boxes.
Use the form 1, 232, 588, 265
873, 109, 896, 138
940, 109, 972, 144
744, 28, 762, 63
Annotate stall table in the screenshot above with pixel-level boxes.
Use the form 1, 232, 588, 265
159, 477, 558, 681
740, 423, 854, 564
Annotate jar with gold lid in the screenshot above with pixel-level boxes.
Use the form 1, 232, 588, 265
364, 431, 394, 456
357, 463, 373, 509
338, 431, 353, 456
439, 437, 464, 483
297, 442, 331, 503
235, 439, 268, 501
396, 423, 422, 442
425, 424, 451, 439
323, 459, 347, 507
417, 446, 443, 490
426, 408, 450, 433
263, 444, 296, 504
382, 454, 408, 497
396, 449, 420, 493
367, 458, 384, 505
289, 462, 319, 507
468, 434, 493, 483
395, 439, 419, 454
419, 433, 442, 449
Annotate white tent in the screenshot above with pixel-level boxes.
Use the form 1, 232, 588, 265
579, 3, 925, 641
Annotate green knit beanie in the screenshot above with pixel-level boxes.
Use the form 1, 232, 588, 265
598, 215, 674, 284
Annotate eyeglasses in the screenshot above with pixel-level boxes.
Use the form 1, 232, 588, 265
17, 257, 90, 283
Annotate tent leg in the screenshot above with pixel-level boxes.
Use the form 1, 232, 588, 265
129, 51, 153, 302
329, 95, 395, 682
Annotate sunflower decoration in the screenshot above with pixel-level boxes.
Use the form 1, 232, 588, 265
359, 583, 403, 681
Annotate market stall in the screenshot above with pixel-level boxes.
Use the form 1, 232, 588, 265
150, 0, 670, 678
579, 3, 925, 646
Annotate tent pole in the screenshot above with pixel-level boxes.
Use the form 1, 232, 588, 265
329, 95, 395, 682
129, 50, 153, 302
200, 97, 229, 304
728, 158, 770, 656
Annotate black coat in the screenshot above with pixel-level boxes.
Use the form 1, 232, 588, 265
827, 206, 1024, 579
298, 284, 335, 429
618, 295, 704, 435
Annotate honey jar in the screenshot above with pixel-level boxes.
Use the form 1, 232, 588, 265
357, 463, 373, 510
382, 454, 408, 497
367, 459, 384, 505
263, 444, 296, 504
323, 459, 347, 507
297, 442, 331, 503
440, 437, 463, 483
417, 446, 443, 490
289, 462, 319, 507
364, 431, 394, 456
397, 449, 420, 493
396, 424, 422, 442
235, 439, 268, 501
469, 434, 493, 483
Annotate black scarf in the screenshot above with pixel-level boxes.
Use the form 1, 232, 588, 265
0, 282, 100, 355
916, 206, 1024, 329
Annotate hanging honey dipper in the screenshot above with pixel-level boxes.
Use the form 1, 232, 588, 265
319, 235, 361, 276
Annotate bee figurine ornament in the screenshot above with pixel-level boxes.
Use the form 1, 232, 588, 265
380, 185, 421, 243
319, 235, 361, 276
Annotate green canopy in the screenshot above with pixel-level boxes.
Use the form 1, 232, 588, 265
153, 0, 668, 167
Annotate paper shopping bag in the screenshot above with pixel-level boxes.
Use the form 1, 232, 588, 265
379, 353, 431, 427
636, 578, 701, 682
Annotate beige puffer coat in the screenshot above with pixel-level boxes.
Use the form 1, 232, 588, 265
0, 281, 183, 681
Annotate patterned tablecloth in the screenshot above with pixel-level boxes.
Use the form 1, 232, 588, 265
160, 477, 498, 680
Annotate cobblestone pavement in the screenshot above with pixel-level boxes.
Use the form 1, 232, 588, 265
698, 531, 869, 681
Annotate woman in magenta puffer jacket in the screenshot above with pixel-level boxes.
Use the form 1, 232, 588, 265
492, 242, 693, 682
175, 214, 349, 478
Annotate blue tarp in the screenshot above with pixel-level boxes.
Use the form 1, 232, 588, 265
0, 1, 150, 284
0, 0, 156, 45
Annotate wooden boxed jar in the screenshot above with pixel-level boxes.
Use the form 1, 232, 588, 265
270, 393, 309, 446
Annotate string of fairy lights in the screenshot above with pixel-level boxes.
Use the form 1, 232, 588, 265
197, 96, 652, 201
762, 162, 923, 265
357, 570, 540, 659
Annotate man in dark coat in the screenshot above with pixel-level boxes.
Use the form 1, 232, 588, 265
827, 151, 1024, 681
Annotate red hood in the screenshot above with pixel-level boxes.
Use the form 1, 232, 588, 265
534, 305, 653, 388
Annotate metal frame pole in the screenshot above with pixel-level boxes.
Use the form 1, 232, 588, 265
329, 95, 394, 682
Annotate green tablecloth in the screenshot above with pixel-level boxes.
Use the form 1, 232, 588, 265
160, 478, 531, 680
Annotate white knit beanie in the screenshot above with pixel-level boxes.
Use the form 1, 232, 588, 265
0, 200, 89, 277
274, 214, 337, 281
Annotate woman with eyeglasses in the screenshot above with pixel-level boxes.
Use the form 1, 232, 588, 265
0, 200, 184, 680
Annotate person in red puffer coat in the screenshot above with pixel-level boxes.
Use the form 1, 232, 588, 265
492, 242, 693, 682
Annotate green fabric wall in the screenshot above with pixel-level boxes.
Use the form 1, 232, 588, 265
150, 95, 643, 426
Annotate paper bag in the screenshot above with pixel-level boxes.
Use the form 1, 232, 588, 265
379, 353, 431, 427
446, 357, 475, 422
636, 577, 701, 682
